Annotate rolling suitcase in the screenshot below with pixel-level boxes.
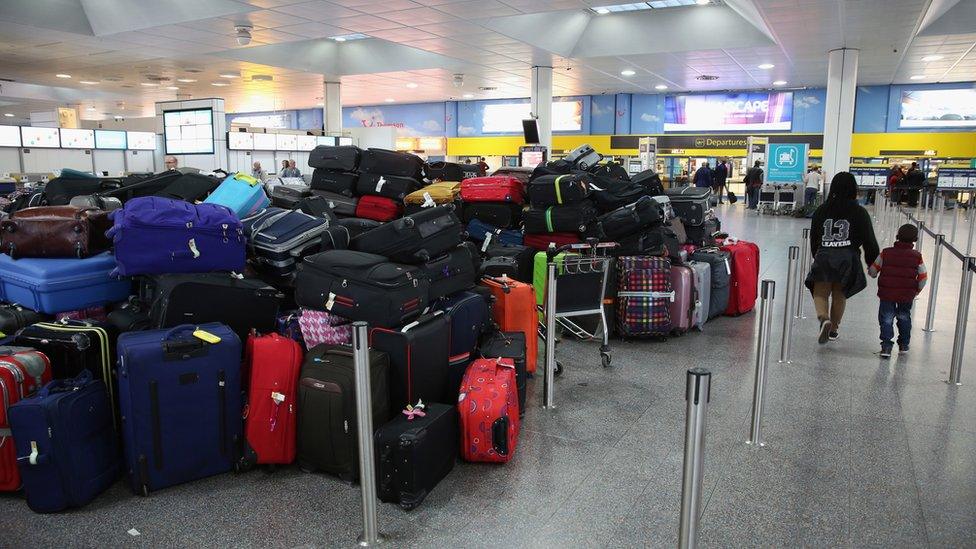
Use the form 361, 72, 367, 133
425, 161, 463, 182
478, 331, 527, 414
358, 148, 424, 181
153, 172, 221, 203
721, 239, 760, 316
616, 256, 673, 338
295, 250, 430, 328
356, 173, 420, 202
243, 208, 343, 277
465, 218, 523, 246
375, 402, 457, 510
458, 358, 519, 463
7, 371, 118, 512
686, 260, 710, 330
523, 232, 580, 252
419, 243, 480, 301
269, 185, 310, 210
664, 187, 711, 226
0, 348, 52, 492
354, 195, 401, 222
298, 309, 352, 347
351, 205, 463, 264
296, 345, 391, 480
117, 323, 242, 495
310, 169, 358, 196
308, 145, 361, 172
595, 195, 662, 240
460, 202, 523, 229
203, 172, 270, 218
310, 190, 358, 217
480, 242, 535, 282
669, 265, 696, 335
0, 252, 132, 314
460, 176, 525, 204
690, 248, 731, 320
526, 173, 592, 206
335, 217, 381, 238
13, 320, 113, 387
523, 204, 597, 234
479, 276, 537, 374
370, 312, 450, 410
1, 206, 113, 259
404, 181, 461, 212
244, 333, 302, 466
685, 217, 721, 247
432, 290, 490, 364
563, 144, 601, 170
297, 195, 338, 223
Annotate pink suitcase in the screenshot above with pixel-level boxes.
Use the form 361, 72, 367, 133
298, 309, 352, 347
669, 265, 696, 334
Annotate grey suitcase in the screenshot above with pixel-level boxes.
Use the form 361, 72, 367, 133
689, 248, 731, 320
686, 260, 710, 330
564, 144, 602, 171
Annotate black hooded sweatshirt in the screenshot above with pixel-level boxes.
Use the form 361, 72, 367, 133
810, 199, 880, 266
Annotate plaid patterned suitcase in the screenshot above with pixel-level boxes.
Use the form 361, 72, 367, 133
615, 256, 674, 338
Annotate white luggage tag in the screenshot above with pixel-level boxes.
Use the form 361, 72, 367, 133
188, 238, 200, 258
421, 192, 435, 208
271, 391, 286, 404
325, 292, 336, 311
481, 232, 493, 253
375, 176, 387, 193
29, 441, 38, 465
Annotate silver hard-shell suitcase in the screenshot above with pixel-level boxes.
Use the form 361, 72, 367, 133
686, 260, 710, 330
564, 144, 602, 171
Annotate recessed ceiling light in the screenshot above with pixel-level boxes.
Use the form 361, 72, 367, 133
462, 93, 474, 98
328, 33, 368, 42
621, 69, 636, 76
140, 82, 158, 87
86, 106, 96, 111
406, 82, 418, 89
55, 74, 71, 79
176, 78, 197, 83
595, 7, 610, 14
3, 113, 14, 117
79, 80, 99, 85
655, 84, 668, 90
696, 0, 710, 5
384, 98, 395, 103
211, 81, 229, 87
758, 63, 775, 70
921, 55, 943, 62
910, 75, 926, 80
772, 80, 787, 86
316, 102, 324, 107
218, 72, 239, 78
165, 86, 179, 90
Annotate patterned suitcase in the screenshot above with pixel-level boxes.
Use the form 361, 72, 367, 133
615, 256, 673, 338
458, 358, 520, 463
298, 309, 352, 347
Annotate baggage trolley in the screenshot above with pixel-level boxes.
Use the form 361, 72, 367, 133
757, 184, 777, 214
538, 240, 616, 374
776, 184, 798, 215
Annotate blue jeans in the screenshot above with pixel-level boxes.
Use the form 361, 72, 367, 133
879, 300, 913, 347
805, 187, 817, 206
747, 186, 760, 209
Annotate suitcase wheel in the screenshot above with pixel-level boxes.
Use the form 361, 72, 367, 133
140, 484, 149, 497
600, 348, 612, 368
555, 361, 563, 376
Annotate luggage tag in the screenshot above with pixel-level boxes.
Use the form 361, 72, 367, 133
421, 192, 435, 208
402, 400, 426, 420
481, 232, 493, 253
193, 329, 222, 344
375, 176, 387, 193
28, 441, 38, 465
188, 238, 200, 259
325, 292, 336, 311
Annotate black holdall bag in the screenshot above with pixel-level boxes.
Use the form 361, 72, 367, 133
296, 344, 391, 481
370, 311, 450, 410
664, 186, 711, 226
153, 172, 221, 202
527, 173, 592, 207
419, 242, 481, 301
309, 145, 361, 171
334, 217, 381, 238
522, 203, 598, 234
631, 169, 665, 196
297, 195, 338, 223
42, 176, 122, 206
614, 224, 681, 260
270, 185, 311, 209
351, 205, 463, 264
294, 250, 429, 328
460, 202, 523, 229
358, 148, 424, 181
309, 190, 358, 217
685, 217, 721, 247
425, 161, 463, 182
0, 303, 49, 335
588, 161, 630, 181
355, 173, 421, 201
596, 195, 662, 240
590, 176, 649, 212
529, 159, 572, 181
310, 169, 358, 196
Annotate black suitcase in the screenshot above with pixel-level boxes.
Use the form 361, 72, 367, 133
155, 172, 221, 202
425, 161, 463, 182
375, 402, 458, 511
106, 298, 151, 333
370, 312, 450, 410
295, 250, 429, 328
479, 330, 527, 415
310, 170, 358, 196
309, 145, 361, 171
590, 177, 649, 212
690, 247, 731, 320
42, 177, 121, 206
460, 202, 523, 229
613, 224, 680, 259
270, 185, 311, 209
527, 173, 592, 207
419, 243, 480, 301
632, 169, 664, 196
664, 187, 711, 226
685, 218, 721, 247
310, 190, 358, 217
596, 195, 662, 240
0, 303, 48, 335
481, 242, 535, 282
523, 203, 597, 234
145, 273, 282, 344
355, 173, 421, 201
335, 217, 381, 238
297, 195, 338, 222
297, 344, 391, 480
13, 320, 114, 383
359, 148, 424, 180
350, 205, 463, 264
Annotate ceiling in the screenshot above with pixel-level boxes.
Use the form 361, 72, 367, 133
0, 0, 974, 123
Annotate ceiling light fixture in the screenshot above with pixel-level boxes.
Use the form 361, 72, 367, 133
595, 7, 610, 14
758, 63, 775, 69
592, 1, 706, 14
140, 82, 158, 87
87, 106, 96, 111
328, 33, 369, 42
772, 80, 787, 86
909, 75, 926, 80
655, 84, 668, 90
921, 55, 943, 62
384, 98, 395, 103
3, 113, 13, 118
406, 83, 418, 89
696, 0, 710, 5
620, 69, 636, 76
218, 72, 239, 78
165, 86, 179, 90
462, 93, 474, 98
176, 78, 197, 83
55, 74, 71, 79
79, 80, 99, 85
234, 25, 253, 46
211, 81, 229, 87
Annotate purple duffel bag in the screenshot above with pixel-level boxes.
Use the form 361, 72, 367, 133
107, 196, 245, 276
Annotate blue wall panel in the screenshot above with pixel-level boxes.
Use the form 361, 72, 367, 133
590, 94, 615, 134
791, 88, 827, 133
629, 94, 665, 134
614, 94, 631, 135
342, 102, 446, 136
853, 86, 889, 133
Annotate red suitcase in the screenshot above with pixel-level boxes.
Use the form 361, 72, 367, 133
458, 357, 519, 463
1, 348, 52, 491
355, 195, 402, 222
721, 239, 760, 316
523, 232, 580, 252
244, 333, 303, 465
479, 276, 537, 374
460, 176, 525, 204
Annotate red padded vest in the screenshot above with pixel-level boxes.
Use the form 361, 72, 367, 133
877, 242, 922, 303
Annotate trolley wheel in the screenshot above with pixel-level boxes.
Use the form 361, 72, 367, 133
555, 361, 564, 376
601, 352, 611, 368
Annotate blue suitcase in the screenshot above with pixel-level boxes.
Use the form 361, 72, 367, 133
0, 251, 132, 314
8, 370, 119, 513
432, 290, 490, 363
116, 323, 242, 496
203, 172, 270, 218
466, 218, 523, 246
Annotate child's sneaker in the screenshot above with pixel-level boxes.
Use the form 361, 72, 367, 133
898, 345, 909, 355
880, 344, 892, 359
818, 320, 832, 344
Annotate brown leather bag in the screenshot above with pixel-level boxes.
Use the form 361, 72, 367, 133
0, 206, 112, 258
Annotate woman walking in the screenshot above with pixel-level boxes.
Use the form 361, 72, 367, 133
806, 172, 880, 343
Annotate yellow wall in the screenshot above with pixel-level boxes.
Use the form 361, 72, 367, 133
849, 132, 976, 158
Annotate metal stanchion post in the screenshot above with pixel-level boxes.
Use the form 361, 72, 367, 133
937, 193, 946, 236
795, 229, 809, 319
951, 197, 959, 244
917, 220, 925, 252
779, 246, 799, 363
923, 234, 945, 332
747, 280, 775, 446
948, 257, 974, 385
967, 202, 976, 255
678, 368, 711, 549
351, 322, 384, 547
542, 262, 557, 409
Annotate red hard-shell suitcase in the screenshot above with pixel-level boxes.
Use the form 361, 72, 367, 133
355, 195, 402, 222
479, 276, 537, 374
669, 265, 695, 334
721, 239, 760, 316
244, 333, 303, 465
458, 358, 519, 463
522, 232, 580, 252
0, 348, 52, 491
460, 176, 525, 204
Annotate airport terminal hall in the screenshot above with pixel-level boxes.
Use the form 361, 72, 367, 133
2, 0, 976, 547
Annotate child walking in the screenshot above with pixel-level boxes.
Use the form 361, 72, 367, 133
868, 224, 927, 358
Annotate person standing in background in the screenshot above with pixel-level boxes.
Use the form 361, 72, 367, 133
477, 157, 489, 176
281, 160, 301, 178
804, 166, 823, 206
251, 161, 267, 181
713, 159, 729, 204
745, 160, 764, 209
164, 156, 178, 170
693, 161, 713, 188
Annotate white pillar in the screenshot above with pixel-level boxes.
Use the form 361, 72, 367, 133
530, 66, 553, 151
821, 48, 859, 186
322, 80, 342, 134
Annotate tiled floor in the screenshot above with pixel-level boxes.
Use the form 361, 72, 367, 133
2, 201, 974, 548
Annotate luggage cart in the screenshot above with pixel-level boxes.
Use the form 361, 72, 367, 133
538, 240, 617, 374
757, 184, 778, 214
776, 184, 798, 215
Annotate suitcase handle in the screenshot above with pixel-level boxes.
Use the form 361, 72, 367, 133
163, 324, 201, 341
491, 416, 510, 456
37, 369, 93, 398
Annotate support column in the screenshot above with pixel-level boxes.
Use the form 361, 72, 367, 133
821, 48, 859, 186
322, 80, 342, 134
530, 66, 553, 151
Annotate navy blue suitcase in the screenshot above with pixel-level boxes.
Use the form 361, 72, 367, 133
116, 323, 242, 496
432, 290, 490, 363
7, 370, 119, 513
466, 218, 523, 246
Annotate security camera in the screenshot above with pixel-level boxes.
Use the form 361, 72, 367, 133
452, 74, 464, 89
235, 25, 253, 46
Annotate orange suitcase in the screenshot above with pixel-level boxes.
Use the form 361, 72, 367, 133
480, 275, 538, 373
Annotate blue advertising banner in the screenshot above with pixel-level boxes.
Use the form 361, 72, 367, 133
766, 143, 809, 183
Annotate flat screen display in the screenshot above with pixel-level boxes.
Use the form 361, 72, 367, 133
60, 128, 95, 149
900, 88, 976, 128
276, 134, 297, 151
337, 136, 353, 146
228, 132, 254, 150
296, 135, 317, 151
482, 101, 582, 133
163, 108, 214, 154
0, 125, 22, 147
316, 136, 338, 147
664, 92, 793, 132
126, 131, 156, 150
94, 129, 126, 150
253, 133, 276, 150
21, 127, 60, 148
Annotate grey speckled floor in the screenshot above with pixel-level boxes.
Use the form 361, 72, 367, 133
2, 202, 974, 548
